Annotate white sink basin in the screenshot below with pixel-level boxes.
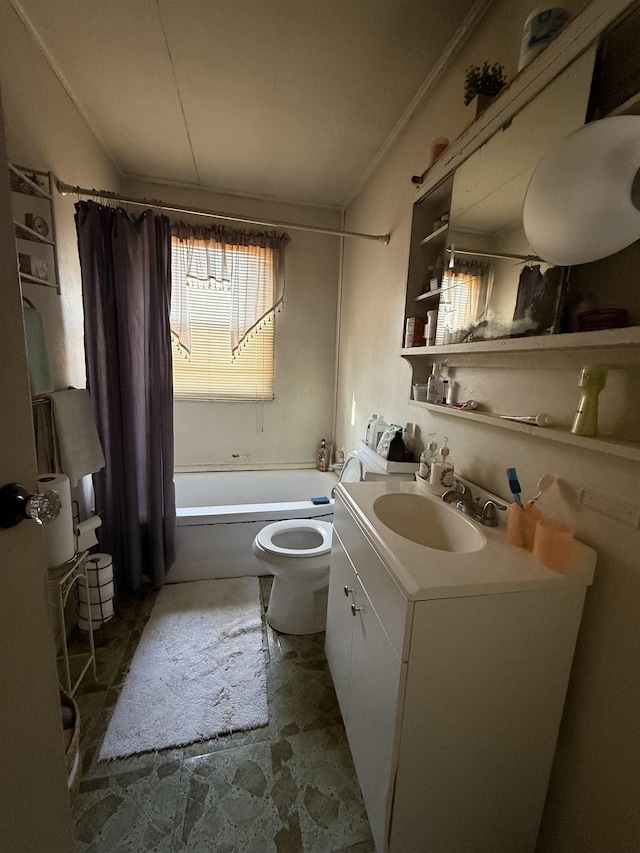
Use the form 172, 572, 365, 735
373, 492, 485, 553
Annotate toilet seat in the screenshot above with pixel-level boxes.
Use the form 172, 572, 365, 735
255, 519, 332, 558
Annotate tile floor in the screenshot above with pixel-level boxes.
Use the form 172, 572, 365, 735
69, 577, 374, 852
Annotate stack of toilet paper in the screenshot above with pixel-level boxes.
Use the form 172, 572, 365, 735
77, 553, 114, 631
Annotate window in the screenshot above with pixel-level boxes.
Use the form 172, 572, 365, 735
170, 228, 287, 401
435, 262, 487, 344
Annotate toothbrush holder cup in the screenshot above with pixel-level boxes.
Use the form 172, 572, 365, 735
532, 518, 574, 570
507, 503, 542, 550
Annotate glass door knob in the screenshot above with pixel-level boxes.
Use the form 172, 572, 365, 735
0, 483, 61, 529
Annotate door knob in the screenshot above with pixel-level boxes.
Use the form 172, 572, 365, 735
0, 483, 61, 529
351, 603, 363, 615
343, 585, 355, 596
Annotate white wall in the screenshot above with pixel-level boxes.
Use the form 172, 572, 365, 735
0, 0, 121, 390
337, 1, 640, 850
0, 0, 341, 473
124, 178, 341, 471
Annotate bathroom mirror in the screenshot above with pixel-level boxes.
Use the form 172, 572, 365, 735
442, 48, 598, 342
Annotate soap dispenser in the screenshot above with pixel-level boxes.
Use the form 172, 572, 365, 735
419, 433, 438, 481
430, 437, 455, 490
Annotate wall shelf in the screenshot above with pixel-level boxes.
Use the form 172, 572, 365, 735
415, 288, 442, 302
14, 219, 55, 245
9, 162, 60, 293
401, 325, 640, 358
409, 400, 640, 462
418, 223, 448, 246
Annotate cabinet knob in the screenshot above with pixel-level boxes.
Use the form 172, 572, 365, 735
351, 603, 363, 615
0, 483, 61, 529
343, 585, 355, 597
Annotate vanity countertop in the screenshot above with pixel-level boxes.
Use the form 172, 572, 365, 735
335, 480, 596, 601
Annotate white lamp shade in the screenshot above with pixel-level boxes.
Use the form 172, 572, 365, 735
523, 115, 640, 266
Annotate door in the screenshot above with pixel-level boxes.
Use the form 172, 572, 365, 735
347, 576, 404, 853
324, 530, 356, 718
0, 90, 75, 850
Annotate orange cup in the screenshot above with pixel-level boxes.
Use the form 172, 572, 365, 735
532, 519, 574, 570
507, 503, 542, 550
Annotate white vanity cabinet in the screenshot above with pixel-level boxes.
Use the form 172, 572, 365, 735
326, 485, 594, 853
325, 531, 406, 847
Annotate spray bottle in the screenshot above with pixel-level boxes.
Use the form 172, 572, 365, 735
571, 365, 608, 437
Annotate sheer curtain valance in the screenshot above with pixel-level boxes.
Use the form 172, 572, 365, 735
170, 222, 290, 356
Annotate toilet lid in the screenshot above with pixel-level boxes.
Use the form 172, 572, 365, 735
256, 520, 333, 557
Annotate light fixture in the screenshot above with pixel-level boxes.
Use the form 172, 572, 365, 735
523, 115, 640, 266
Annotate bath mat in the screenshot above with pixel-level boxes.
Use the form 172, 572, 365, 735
98, 577, 268, 760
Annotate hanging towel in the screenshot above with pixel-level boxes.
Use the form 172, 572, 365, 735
32, 399, 57, 474
44, 389, 105, 485
23, 305, 54, 395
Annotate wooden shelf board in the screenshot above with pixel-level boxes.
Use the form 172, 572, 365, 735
8, 162, 51, 198
20, 272, 58, 291
15, 220, 55, 245
418, 223, 448, 246
409, 400, 640, 462
401, 326, 640, 357
415, 288, 442, 302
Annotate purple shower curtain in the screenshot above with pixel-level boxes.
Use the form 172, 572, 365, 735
75, 201, 176, 591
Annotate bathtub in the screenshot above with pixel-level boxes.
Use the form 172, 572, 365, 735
167, 469, 337, 582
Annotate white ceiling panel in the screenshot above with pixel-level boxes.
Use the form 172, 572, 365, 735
14, 0, 482, 207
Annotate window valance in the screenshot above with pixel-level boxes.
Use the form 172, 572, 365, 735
170, 221, 290, 355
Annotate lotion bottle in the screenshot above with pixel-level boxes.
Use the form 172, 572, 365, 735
419, 434, 438, 480
427, 363, 444, 404
317, 439, 329, 471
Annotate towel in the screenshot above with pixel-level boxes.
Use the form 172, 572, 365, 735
23, 306, 54, 395
33, 400, 57, 474
44, 389, 105, 485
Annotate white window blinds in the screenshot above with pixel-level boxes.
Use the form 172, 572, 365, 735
435, 263, 487, 344
171, 237, 275, 401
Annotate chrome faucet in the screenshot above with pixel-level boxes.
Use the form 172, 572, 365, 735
442, 483, 507, 527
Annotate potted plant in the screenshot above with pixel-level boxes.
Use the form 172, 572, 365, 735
464, 62, 507, 123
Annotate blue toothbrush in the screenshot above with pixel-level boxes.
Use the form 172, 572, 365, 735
506, 467, 523, 507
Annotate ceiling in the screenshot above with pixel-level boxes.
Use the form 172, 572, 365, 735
15, 0, 481, 208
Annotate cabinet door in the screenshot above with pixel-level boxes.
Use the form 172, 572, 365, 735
348, 573, 404, 853
325, 530, 356, 721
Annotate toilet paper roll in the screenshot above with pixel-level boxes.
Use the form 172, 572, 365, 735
37, 473, 75, 567
75, 515, 102, 551
85, 553, 114, 587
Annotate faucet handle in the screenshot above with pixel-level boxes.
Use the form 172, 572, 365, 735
453, 479, 472, 497
479, 499, 507, 526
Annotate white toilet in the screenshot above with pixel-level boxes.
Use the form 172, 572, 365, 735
252, 442, 418, 635
252, 519, 333, 634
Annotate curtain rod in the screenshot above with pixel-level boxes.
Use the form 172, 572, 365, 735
56, 180, 391, 244
447, 245, 541, 263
